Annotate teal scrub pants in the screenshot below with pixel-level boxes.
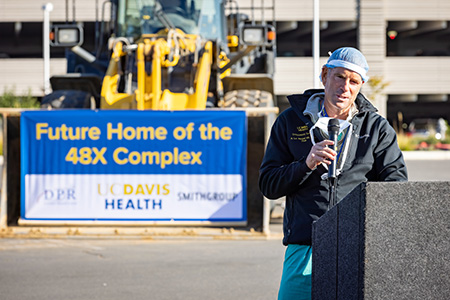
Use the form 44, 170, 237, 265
278, 244, 312, 300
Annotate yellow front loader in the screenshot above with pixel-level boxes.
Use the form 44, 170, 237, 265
102, 30, 214, 110
42, 0, 276, 112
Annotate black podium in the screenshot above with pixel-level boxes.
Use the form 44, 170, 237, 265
312, 182, 450, 300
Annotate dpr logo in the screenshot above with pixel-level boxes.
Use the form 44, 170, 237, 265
44, 189, 76, 201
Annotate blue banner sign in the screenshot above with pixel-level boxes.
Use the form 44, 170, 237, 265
21, 110, 247, 222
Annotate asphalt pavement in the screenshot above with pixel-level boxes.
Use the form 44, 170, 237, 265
0, 238, 285, 300
0, 151, 449, 299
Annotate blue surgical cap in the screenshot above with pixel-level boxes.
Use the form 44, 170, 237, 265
323, 47, 369, 82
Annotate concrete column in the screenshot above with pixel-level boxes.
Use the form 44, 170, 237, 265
358, 0, 387, 117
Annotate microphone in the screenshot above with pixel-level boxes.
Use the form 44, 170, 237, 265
327, 119, 340, 179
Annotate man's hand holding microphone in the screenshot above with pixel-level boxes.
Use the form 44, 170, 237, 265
306, 119, 340, 175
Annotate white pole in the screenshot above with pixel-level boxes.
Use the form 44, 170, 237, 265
313, 0, 320, 88
43, 3, 53, 95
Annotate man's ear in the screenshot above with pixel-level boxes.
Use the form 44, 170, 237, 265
321, 66, 328, 85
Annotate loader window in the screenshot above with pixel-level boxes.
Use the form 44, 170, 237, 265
117, 0, 225, 43
196, 0, 225, 42
118, 0, 201, 37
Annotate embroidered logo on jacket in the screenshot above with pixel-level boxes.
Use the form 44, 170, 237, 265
290, 125, 310, 142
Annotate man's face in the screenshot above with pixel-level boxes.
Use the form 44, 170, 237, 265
322, 67, 363, 116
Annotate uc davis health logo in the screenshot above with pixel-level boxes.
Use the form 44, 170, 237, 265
97, 183, 169, 211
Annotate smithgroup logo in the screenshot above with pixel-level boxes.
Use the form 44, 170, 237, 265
178, 192, 239, 202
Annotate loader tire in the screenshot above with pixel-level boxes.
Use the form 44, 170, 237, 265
41, 90, 95, 109
221, 89, 273, 108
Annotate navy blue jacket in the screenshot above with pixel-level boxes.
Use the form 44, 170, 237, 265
259, 89, 408, 245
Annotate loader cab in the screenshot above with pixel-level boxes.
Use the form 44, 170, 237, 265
116, 0, 227, 45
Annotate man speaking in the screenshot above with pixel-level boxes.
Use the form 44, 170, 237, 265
258, 47, 408, 299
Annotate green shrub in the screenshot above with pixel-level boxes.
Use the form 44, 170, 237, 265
0, 87, 40, 108
398, 131, 450, 151
397, 133, 417, 151
0, 87, 39, 156
424, 135, 439, 146
443, 120, 450, 144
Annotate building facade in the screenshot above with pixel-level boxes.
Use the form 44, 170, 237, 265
1, 0, 450, 126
